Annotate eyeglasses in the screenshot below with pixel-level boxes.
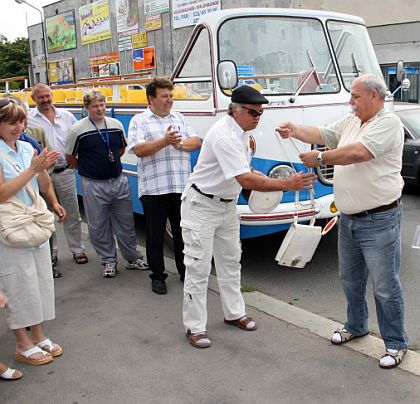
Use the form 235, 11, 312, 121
242, 106, 264, 117
0, 98, 18, 109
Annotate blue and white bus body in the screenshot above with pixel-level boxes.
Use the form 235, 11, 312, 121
63, 7, 385, 240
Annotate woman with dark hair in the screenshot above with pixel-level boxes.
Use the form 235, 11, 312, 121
0, 98, 63, 366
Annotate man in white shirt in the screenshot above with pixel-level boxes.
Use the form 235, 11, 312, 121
277, 74, 408, 369
28, 84, 88, 268
182, 85, 316, 349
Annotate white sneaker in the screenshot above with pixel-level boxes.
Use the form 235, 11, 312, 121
103, 262, 117, 278
125, 258, 149, 270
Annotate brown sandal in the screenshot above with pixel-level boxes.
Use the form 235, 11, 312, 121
224, 315, 257, 331
73, 253, 88, 264
186, 331, 211, 348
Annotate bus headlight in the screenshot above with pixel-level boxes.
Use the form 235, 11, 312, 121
268, 164, 295, 179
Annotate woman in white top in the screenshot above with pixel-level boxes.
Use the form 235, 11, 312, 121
0, 99, 63, 366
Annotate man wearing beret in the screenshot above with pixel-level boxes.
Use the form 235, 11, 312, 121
181, 85, 316, 348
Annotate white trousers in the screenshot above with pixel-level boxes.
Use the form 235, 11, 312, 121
181, 186, 245, 333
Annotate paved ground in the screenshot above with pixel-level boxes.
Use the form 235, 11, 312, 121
1, 229, 420, 403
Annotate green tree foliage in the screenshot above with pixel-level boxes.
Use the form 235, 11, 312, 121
0, 35, 30, 88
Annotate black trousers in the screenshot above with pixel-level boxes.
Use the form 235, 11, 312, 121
140, 193, 185, 281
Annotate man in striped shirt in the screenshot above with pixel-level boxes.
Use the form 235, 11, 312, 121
127, 78, 201, 295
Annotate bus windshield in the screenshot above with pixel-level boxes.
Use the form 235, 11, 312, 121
327, 20, 383, 91
218, 16, 340, 95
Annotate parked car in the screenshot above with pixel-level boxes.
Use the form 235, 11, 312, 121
394, 102, 420, 187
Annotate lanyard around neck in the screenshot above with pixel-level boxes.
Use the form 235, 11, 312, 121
89, 117, 109, 148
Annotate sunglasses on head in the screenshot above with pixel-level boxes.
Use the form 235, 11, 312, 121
0, 98, 18, 109
242, 106, 264, 117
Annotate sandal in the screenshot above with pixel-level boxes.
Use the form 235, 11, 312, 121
73, 252, 88, 264
331, 328, 369, 345
15, 346, 53, 366
36, 338, 63, 357
224, 315, 257, 331
1, 367, 22, 381
186, 331, 211, 348
379, 349, 407, 369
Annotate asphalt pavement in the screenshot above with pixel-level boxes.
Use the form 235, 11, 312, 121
1, 226, 420, 404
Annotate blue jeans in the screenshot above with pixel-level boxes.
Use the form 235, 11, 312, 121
338, 204, 408, 350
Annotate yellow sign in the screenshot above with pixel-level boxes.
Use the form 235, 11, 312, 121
132, 32, 147, 49
79, 0, 112, 45
145, 14, 162, 31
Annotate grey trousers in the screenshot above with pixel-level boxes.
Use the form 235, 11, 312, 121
81, 174, 142, 264
51, 168, 84, 257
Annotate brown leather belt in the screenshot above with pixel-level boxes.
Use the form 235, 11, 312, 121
349, 198, 401, 218
191, 183, 234, 203
53, 165, 70, 174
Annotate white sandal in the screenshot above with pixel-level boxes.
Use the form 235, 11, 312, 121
36, 338, 63, 357
15, 345, 53, 365
1, 367, 22, 381
379, 349, 407, 369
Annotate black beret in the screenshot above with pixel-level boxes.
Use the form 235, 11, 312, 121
231, 85, 268, 104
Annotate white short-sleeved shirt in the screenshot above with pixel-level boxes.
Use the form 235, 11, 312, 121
126, 108, 196, 197
188, 115, 252, 199
28, 106, 77, 168
319, 108, 404, 214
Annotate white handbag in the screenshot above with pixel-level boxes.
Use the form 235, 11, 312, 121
0, 151, 55, 248
275, 188, 322, 268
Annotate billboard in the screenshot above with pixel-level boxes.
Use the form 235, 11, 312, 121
45, 10, 77, 53
115, 0, 139, 51
89, 52, 120, 77
144, 0, 169, 17
132, 47, 156, 71
172, 0, 221, 29
48, 58, 75, 85
79, 0, 111, 45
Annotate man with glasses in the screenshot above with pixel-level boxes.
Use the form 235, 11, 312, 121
181, 85, 316, 349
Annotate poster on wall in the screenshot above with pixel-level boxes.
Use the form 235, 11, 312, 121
115, 0, 139, 51
48, 58, 75, 85
79, 0, 111, 45
131, 32, 147, 49
172, 0, 221, 29
45, 10, 77, 53
145, 14, 162, 31
144, 0, 169, 17
132, 47, 156, 71
89, 52, 120, 78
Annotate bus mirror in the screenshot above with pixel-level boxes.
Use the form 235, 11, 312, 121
217, 60, 238, 90
402, 78, 411, 91
396, 60, 404, 82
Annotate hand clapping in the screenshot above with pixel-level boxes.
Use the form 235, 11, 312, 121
30, 148, 60, 173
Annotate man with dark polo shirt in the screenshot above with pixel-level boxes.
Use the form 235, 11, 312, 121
65, 90, 148, 278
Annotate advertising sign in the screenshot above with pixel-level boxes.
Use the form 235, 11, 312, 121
145, 14, 162, 31
132, 32, 147, 49
115, 0, 139, 51
89, 52, 120, 77
172, 0, 220, 29
48, 58, 75, 85
45, 10, 77, 53
132, 47, 156, 71
79, 0, 111, 45
144, 0, 169, 17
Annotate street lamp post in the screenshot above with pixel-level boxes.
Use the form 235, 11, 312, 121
15, 0, 49, 84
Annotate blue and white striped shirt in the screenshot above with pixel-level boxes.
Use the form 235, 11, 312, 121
127, 108, 195, 196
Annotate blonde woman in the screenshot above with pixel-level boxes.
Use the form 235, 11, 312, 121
0, 99, 63, 366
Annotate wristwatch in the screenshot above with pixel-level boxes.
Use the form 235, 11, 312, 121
316, 151, 324, 165
179, 141, 184, 150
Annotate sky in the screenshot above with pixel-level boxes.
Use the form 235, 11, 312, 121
1, 0, 53, 41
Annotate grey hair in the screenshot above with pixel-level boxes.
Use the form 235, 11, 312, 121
357, 74, 387, 100
228, 102, 243, 116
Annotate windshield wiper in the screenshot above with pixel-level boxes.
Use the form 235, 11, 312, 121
351, 53, 361, 77
289, 50, 319, 103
